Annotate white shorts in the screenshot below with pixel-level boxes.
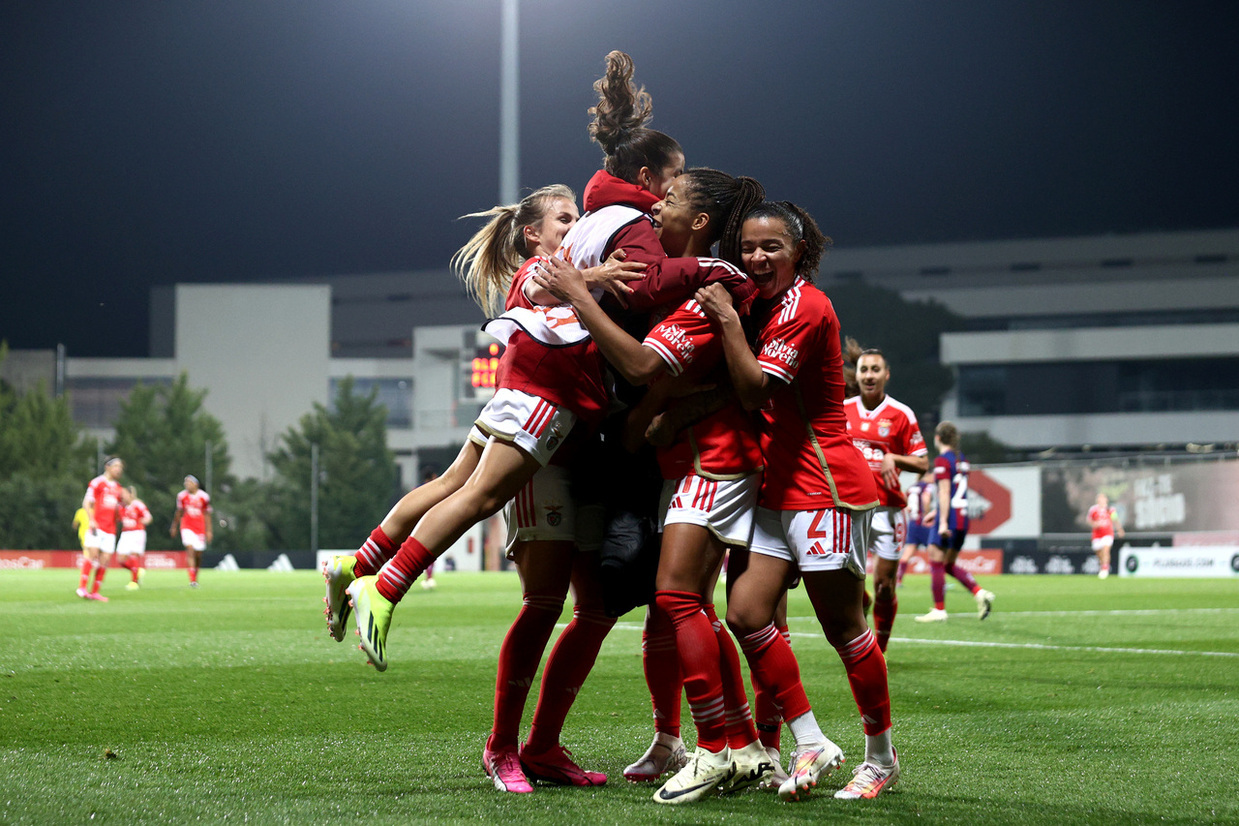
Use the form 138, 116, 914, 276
503, 464, 604, 557
181, 529, 207, 552
1091, 535, 1114, 552
117, 530, 147, 557
870, 507, 907, 562
474, 388, 577, 467
750, 506, 873, 578
86, 529, 116, 555
658, 473, 759, 548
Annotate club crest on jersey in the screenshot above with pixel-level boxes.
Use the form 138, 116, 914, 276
878, 419, 892, 437
545, 505, 563, 527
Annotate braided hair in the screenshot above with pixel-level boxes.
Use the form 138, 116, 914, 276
677, 168, 765, 267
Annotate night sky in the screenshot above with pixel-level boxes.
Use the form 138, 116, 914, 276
3, 1, 1237, 358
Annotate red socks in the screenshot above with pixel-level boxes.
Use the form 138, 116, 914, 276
79, 559, 92, 591
873, 592, 898, 652
526, 606, 615, 751
355, 526, 398, 578
490, 594, 562, 749
704, 604, 759, 748
655, 590, 727, 752
835, 628, 892, 736
375, 536, 437, 604
749, 624, 791, 750
90, 564, 106, 594
738, 623, 813, 726
642, 608, 682, 738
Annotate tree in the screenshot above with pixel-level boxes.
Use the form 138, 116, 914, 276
827, 281, 965, 418
108, 373, 232, 549
267, 376, 398, 551
0, 343, 96, 549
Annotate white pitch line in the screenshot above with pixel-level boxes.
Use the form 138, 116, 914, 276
608, 618, 1239, 658
788, 608, 1239, 620
884, 637, 1239, 658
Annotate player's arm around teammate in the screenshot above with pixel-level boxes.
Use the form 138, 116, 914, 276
539, 169, 783, 802
698, 202, 899, 801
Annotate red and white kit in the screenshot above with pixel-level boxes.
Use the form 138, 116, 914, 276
176, 488, 212, 551
644, 298, 764, 546
85, 474, 124, 555
845, 395, 927, 561
1088, 503, 1118, 550
748, 279, 879, 574
117, 497, 151, 557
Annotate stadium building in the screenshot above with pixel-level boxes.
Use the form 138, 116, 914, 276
4, 228, 1237, 484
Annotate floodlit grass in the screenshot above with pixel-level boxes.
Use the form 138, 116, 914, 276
2, 568, 1237, 824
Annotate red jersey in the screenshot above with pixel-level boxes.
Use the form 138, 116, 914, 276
845, 395, 927, 508
752, 279, 879, 511
575, 171, 757, 313
1088, 504, 1117, 539
643, 300, 763, 480
176, 489, 212, 534
85, 475, 124, 533
121, 499, 151, 532
491, 258, 610, 425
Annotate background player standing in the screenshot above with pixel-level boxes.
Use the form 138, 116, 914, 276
845, 349, 928, 652
171, 475, 212, 588
916, 422, 994, 622
79, 457, 124, 602
897, 470, 936, 586
118, 486, 152, 590
1087, 492, 1124, 579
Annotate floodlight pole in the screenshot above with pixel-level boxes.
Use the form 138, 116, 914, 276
499, 0, 519, 205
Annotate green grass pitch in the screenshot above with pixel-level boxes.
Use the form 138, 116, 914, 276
2, 569, 1237, 824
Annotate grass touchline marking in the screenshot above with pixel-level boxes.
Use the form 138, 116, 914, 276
885, 637, 1239, 657
608, 620, 1239, 658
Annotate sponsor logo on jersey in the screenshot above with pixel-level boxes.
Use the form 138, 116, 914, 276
760, 337, 800, 369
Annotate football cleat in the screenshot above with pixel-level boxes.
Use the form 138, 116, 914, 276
189, 581, 200, 589
323, 555, 357, 641
1099, 568, 1109, 579
653, 746, 733, 804
778, 739, 845, 801
519, 743, 606, 787
484, 745, 533, 793
137, 567, 146, 583
718, 740, 775, 796
347, 576, 393, 672
76, 588, 89, 599
915, 608, 948, 623
976, 589, 995, 620
760, 747, 789, 790
834, 751, 900, 799
125, 581, 140, 591
421, 577, 437, 591
624, 733, 688, 782
86, 592, 109, 602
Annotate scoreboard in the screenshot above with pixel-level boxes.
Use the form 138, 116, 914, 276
461, 339, 504, 400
